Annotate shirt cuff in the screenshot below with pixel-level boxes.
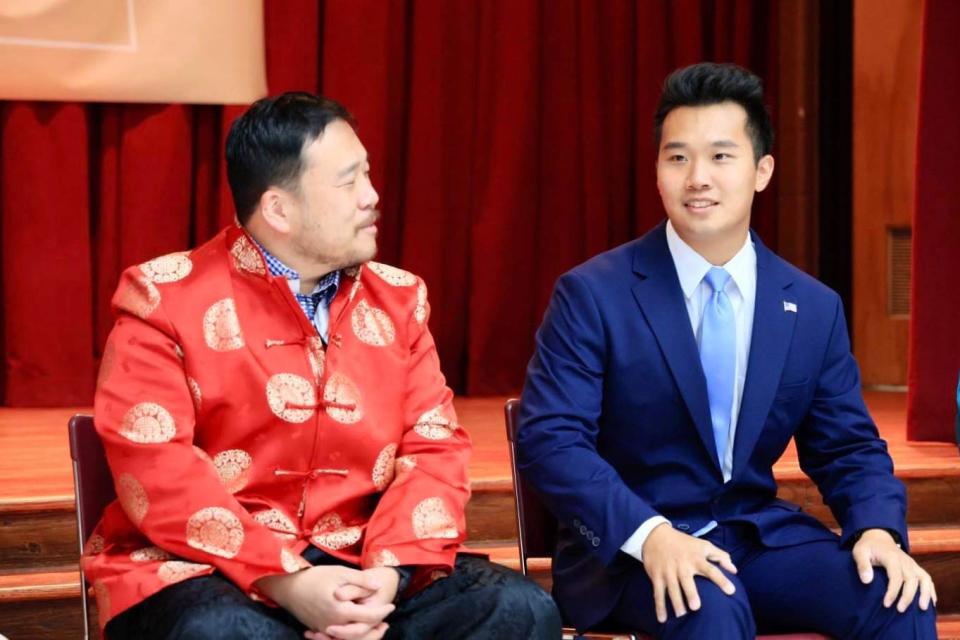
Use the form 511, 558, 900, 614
620, 516, 671, 562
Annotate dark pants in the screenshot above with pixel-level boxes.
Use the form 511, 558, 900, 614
106, 553, 561, 640
607, 523, 937, 639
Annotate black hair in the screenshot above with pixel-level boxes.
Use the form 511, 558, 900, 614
226, 92, 355, 225
654, 62, 773, 163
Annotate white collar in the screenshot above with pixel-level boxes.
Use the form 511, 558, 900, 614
665, 220, 756, 301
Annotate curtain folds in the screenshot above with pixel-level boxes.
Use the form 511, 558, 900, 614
0, 0, 777, 405
906, 0, 960, 442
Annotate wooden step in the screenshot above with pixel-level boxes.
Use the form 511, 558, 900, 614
0, 567, 92, 639
0, 500, 79, 571
477, 526, 960, 615
941, 614, 960, 640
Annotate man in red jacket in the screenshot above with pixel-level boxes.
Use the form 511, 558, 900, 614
88, 93, 560, 640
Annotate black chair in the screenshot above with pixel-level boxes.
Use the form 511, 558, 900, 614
68, 414, 115, 640
504, 398, 640, 640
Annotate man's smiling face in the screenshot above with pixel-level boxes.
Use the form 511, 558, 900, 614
656, 101, 773, 262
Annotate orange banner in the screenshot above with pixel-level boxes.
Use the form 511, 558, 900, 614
0, 0, 266, 104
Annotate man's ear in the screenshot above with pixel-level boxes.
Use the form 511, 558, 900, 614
258, 188, 294, 234
754, 154, 775, 193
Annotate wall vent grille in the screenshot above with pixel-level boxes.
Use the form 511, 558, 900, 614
888, 227, 911, 316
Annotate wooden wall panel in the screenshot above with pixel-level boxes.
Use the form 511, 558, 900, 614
852, 0, 921, 386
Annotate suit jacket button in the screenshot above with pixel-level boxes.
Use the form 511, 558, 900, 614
591, 538, 600, 547
578, 525, 587, 535
573, 518, 581, 527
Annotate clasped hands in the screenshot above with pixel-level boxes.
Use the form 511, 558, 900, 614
641, 523, 936, 624
256, 564, 400, 640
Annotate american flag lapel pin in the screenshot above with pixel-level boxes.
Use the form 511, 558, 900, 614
783, 301, 798, 313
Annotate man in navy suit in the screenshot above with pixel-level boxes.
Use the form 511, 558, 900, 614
516, 63, 937, 638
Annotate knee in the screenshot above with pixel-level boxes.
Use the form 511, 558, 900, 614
171, 604, 295, 640
850, 573, 938, 640
484, 575, 563, 637
665, 578, 755, 637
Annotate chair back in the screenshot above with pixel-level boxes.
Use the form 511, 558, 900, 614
503, 398, 558, 574
68, 414, 114, 640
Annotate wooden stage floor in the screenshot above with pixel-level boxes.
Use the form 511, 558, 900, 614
0, 391, 956, 508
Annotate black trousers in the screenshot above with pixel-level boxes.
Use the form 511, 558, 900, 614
105, 553, 562, 640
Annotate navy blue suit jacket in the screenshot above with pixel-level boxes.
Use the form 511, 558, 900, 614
516, 222, 907, 630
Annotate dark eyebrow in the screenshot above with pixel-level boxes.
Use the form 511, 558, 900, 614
662, 142, 687, 151
712, 140, 739, 148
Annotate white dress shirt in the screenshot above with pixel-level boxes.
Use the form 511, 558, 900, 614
620, 220, 757, 561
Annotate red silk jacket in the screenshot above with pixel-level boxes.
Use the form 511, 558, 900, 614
84, 225, 471, 628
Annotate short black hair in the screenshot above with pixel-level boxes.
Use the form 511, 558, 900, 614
226, 92, 355, 225
654, 62, 773, 163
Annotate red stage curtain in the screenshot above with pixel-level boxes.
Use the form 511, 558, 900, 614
0, 0, 777, 406
907, 0, 960, 442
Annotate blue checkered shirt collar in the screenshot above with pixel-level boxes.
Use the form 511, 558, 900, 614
251, 237, 341, 326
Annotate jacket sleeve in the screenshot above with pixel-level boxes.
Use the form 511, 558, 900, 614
94, 268, 305, 598
516, 271, 659, 565
361, 278, 472, 584
794, 293, 909, 549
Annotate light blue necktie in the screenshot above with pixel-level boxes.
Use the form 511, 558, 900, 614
699, 267, 736, 468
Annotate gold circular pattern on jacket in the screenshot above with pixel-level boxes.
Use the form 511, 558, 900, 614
119, 402, 177, 444
158, 560, 212, 584
230, 235, 266, 275
366, 261, 416, 287
306, 337, 325, 384
253, 508, 298, 541
117, 473, 149, 525
117, 276, 161, 319
187, 377, 202, 412
203, 298, 245, 351
412, 497, 459, 540
266, 373, 317, 423
186, 507, 245, 559
372, 443, 397, 491
323, 373, 363, 424
281, 548, 308, 573
130, 546, 172, 563
395, 455, 417, 475
84, 533, 105, 555
370, 548, 400, 568
351, 300, 396, 347
140, 252, 193, 283
413, 406, 457, 440
414, 281, 428, 325
310, 512, 362, 551
212, 449, 253, 494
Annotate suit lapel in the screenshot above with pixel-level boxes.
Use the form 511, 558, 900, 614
732, 236, 797, 479
630, 224, 720, 473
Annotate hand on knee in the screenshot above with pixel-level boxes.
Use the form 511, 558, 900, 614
641, 524, 738, 622
851, 529, 937, 613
